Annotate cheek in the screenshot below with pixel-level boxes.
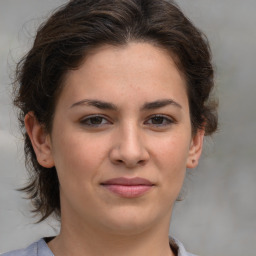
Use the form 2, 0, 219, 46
152, 133, 190, 170
51, 131, 108, 183
150, 133, 190, 194
145, 134, 190, 216
51, 133, 109, 211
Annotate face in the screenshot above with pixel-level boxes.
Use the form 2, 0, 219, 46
27, 42, 204, 235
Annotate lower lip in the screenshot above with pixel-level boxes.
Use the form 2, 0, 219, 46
102, 184, 153, 198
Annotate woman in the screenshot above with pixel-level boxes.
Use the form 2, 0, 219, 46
4, 0, 218, 255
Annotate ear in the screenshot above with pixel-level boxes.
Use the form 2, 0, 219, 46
24, 112, 55, 168
186, 129, 205, 169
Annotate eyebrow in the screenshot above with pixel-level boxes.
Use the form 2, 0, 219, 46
70, 99, 182, 110
141, 99, 182, 111
70, 99, 117, 110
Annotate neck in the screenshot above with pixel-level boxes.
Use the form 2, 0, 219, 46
48, 214, 174, 256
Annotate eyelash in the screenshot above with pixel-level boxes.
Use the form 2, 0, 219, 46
80, 114, 175, 128
144, 114, 175, 127
80, 115, 112, 127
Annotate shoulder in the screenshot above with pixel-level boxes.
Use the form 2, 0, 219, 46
170, 237, 198, 256
1, 242, 38, 256
1, 239, 53, 256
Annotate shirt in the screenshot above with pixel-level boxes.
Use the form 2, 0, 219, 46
1, 238, 197, 256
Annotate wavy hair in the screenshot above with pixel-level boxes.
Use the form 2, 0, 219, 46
13, 0, 218, 221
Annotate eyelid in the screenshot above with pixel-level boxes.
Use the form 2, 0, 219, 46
144, 114, 176, 126
78, 114, 176, 128
79, 114, 112, 126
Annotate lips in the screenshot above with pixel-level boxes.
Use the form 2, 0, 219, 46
100, 177, 154, 198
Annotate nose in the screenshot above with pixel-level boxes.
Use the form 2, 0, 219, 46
109, 123, 150, 168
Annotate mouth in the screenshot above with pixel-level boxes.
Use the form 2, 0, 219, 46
100, 177, 155, 198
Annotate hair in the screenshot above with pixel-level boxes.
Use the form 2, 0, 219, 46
13, 0, 218, 221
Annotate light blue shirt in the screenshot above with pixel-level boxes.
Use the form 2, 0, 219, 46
1, 238, 197, 256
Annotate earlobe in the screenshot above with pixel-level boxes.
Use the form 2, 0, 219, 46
186, 129, 205, 169
24, 112, 55, 168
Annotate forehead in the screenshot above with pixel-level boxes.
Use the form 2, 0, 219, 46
59, 42, 188, 109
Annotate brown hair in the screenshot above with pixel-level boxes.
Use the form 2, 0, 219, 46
14, 0, 218, 221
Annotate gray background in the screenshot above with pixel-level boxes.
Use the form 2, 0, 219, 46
0, 0, 255, 255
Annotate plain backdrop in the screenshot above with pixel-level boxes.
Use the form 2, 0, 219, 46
1, 1, 256, 255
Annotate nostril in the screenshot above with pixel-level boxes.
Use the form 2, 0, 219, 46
109, 144, 150, 167
113, 159, 145, 166
138, 159, 146, 165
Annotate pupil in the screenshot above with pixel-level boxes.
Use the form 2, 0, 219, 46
152, 116, 163, 124
91, 117, 102, 124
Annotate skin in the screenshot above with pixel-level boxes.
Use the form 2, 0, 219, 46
25, 42, 204, 256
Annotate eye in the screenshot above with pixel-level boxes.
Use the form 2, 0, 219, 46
144, 115, 175, 127
80, 115, 111, 127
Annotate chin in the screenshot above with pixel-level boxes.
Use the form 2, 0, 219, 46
98, 205, 167, 235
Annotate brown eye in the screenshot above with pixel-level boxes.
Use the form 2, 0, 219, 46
80, 115, 110, 127
151, 116, 164, 124
89, 116, 104, 125
145, 115, 174, 127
